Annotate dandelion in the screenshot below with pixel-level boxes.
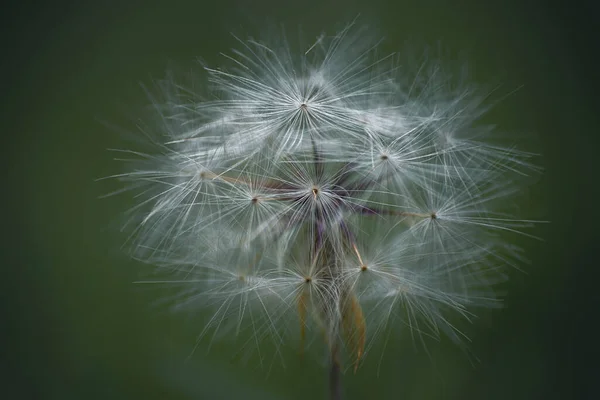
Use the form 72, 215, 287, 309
107, 20, 542, 399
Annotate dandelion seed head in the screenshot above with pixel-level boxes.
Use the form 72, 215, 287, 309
109, 20, 543, 374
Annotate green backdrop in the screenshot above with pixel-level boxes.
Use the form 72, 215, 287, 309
4, 0, 596, 399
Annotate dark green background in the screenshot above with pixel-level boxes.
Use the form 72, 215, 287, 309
4, 0, 597, 399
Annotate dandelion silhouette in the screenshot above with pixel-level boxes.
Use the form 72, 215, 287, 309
109, 21, 541, 400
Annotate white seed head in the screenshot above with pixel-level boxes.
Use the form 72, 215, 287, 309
110, 21, 543, 370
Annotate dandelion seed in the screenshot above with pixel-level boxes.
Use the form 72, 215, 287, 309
108, 20, 544, 399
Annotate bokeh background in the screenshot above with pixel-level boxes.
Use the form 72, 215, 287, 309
4, 0, 597, 399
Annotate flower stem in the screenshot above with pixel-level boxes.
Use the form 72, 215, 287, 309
329, 345, 343, 400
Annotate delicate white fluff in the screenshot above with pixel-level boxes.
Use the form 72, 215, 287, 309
109, 21, 542, 369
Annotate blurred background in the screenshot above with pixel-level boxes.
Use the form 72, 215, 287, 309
3, 0, 597, 398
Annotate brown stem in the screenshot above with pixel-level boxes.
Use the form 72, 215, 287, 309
329, 346, 343, 400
